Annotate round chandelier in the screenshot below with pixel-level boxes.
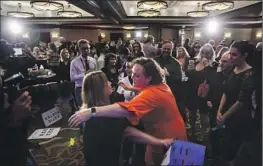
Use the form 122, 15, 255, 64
137, 9, 160, 17
137, 0, 168, 10
57, 4, 82, 17
7, 3, 35, 18
202, 0, 234, 11
123, 26, 136, 30
30, 0, 64, 11
187, 3, 209, 17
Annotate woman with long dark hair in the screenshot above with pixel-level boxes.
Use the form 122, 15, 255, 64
132, 42, 145, 58
216, 41, 255, 166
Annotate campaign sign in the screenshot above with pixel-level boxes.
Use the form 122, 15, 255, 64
161, 140, 206, 166
28, 127, 61, 140
42, 107, 63, 127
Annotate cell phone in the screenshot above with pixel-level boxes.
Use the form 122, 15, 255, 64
13, 48, 23, 56
189, 60, 195, 65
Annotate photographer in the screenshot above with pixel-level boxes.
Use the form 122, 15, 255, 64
0, 72, 33, 166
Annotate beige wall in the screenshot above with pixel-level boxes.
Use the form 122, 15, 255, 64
59, 29, 148, 42
161, 28, 173, 40
184, 28, 262, 45
1, 25, 261, 45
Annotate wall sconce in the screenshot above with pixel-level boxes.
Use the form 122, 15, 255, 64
100, 32, 106, 38
256, 32, 262, 39
51, 32, 59, 38
195, 32, 201, 38
224, 32, 231, 38
144, 33, 148, 38
22, 33, 29, 38
126, 33, 131, 38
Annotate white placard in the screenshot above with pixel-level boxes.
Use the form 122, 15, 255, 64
41, 107, 63, 127
28, 127, 61, 140
161, 145, 172, 165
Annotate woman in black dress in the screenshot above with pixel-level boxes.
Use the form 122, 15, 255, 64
216, 41, 255, 166
186, 43, 217, 140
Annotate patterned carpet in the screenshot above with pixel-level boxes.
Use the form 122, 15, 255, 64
30, 128, 85, 166
29, 99, 210, 166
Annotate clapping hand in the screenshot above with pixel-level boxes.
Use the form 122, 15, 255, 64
119, 81, 133, 91
163, 67, 170, 76
216, 112, 225, 125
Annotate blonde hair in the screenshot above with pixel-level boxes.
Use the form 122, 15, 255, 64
176, 47, 190, 59
196, 43, 215, 66
81, 71, 110, 109
60, 48, 69, 60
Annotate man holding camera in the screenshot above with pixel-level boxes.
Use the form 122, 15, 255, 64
0, 76, 33, 166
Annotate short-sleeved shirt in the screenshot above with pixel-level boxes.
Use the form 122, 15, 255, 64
118, 83, 187, 165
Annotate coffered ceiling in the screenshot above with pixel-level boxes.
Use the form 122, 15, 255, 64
121, 1, 259, 17
0, 1, 93, 17
0, 0, 262, 29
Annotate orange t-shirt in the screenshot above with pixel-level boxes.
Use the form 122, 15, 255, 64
118, 83, 187, 165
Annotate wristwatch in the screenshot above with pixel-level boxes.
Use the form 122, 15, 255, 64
90, 107, 96, 117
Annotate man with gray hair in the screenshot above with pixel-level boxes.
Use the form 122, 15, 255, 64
207, 51, 233, 161
143, 35, 157, 58
70, 39, 97, 106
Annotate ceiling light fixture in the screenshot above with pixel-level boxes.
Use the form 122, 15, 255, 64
187, 3, 209, 17
57, 3, 82, 17
202, 0, 234, 11
7, 3, 35, 18
123, 26, 136, 30
30, 0, 64, 11
137, 0, 168, 10
137, 9, 160, 17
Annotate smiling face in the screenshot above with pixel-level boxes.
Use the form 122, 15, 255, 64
162, 42, 173, 56
131, 64, 151, 89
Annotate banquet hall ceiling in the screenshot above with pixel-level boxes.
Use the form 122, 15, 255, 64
0, 0, 262, 29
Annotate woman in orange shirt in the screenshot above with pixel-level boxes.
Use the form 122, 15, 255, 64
69, 57, 187, 165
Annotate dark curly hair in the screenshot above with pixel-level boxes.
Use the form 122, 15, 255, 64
230, 40, 255, 65
104, 53, 117, 67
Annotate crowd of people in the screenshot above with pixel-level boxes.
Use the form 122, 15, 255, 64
1, 34, 262, 166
